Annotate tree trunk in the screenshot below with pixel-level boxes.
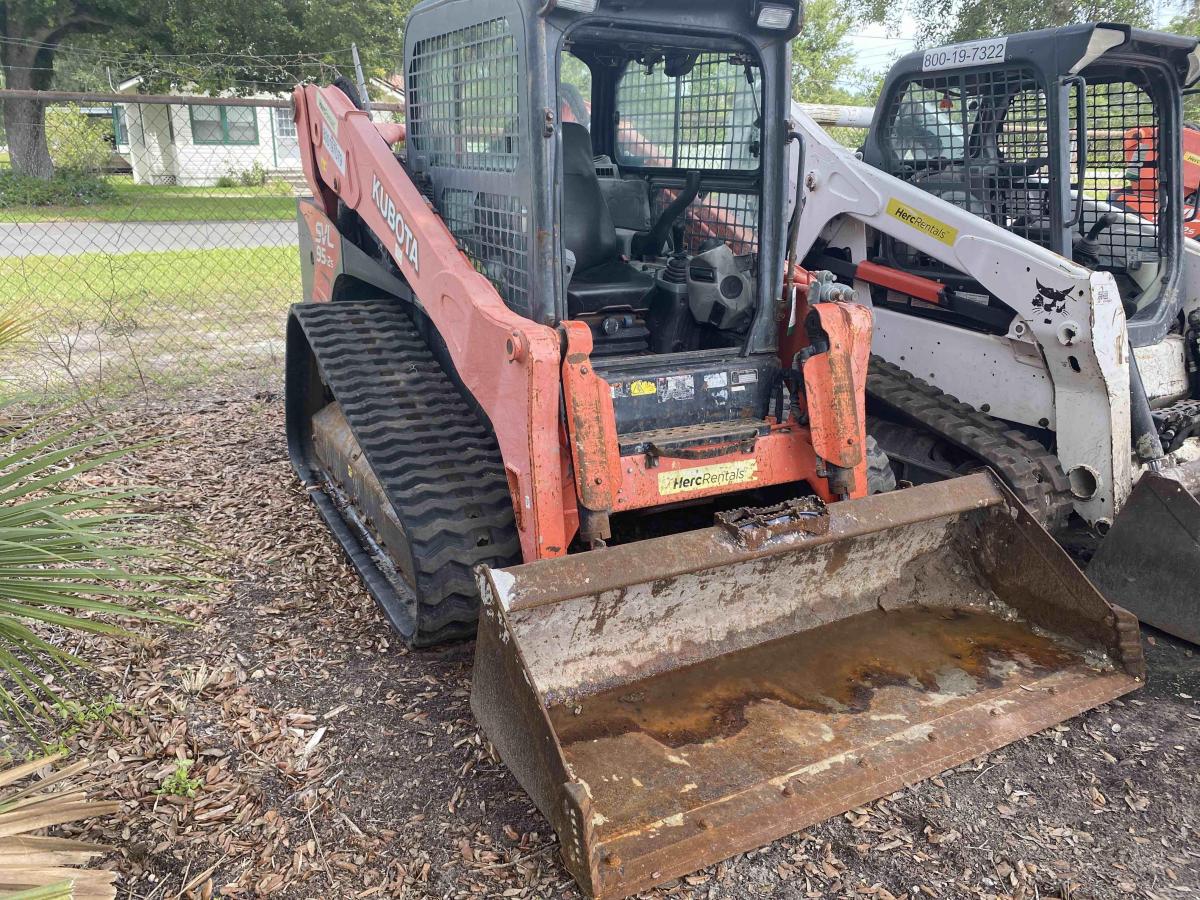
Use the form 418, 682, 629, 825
1, 36, 56, 180
3, 97, 54, 180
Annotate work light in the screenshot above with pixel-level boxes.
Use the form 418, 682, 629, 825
755, 2, 796, 29
540, 0, 599, 14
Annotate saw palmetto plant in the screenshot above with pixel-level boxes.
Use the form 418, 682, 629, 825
0, 753, 118, 900
0, 316, 184, 728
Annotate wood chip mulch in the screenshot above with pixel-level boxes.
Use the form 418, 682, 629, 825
9, 391, 1198, 900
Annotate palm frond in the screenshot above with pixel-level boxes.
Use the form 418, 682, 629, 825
0, 319, 30, 351
0, 415, 194, 724
0, 755, 117, 900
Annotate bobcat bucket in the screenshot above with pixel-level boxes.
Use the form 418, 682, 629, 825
1088, 459, 1200, 645
471, 472, 1144, 899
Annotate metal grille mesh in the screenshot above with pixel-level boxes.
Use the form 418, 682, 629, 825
653, 189, 760, 256
881, 67, 1047, 247
616, 54, 760, 171
1072, 79, 1161, 272
441, 188, 530, 315
408, 18, 520, 173
881, 67, 1165, 281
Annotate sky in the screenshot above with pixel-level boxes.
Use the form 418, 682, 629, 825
845, 0, 1188, 82
847, 18, 919, 80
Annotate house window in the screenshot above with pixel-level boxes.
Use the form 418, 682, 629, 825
189, 105, 259, 145
273, 107, 297, 139
112, 106, 129, 145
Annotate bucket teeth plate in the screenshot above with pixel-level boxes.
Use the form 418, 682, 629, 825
471, 473, 1143, 900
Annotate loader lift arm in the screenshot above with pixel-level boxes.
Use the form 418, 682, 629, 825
293, 82, 574, 561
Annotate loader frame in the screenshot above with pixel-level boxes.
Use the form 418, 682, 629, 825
791, 104, 1134, 526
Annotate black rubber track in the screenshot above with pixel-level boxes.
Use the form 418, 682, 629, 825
867, 356, 1074, 531
290, 300, 521, 647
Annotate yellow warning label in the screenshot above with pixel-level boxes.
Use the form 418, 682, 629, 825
658, 460, 758, 496
1185, 151, 1200, 168
887, 198, 959, 246
630, 380, 657, 397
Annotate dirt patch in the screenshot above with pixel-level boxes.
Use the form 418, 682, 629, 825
11, 393, 1199, 899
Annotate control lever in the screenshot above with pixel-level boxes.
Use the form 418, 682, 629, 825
633, 171, 702, 259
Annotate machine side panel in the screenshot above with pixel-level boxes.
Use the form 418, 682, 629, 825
294, 82, 574, 561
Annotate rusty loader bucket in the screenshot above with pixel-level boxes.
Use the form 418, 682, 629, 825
471, 472, 1144, 899
1088, 459, 1200, 645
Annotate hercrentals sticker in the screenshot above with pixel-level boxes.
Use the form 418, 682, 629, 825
658, 460, 758, 497
371, 174, 420, 275
1185, 151, 1200, 168
886, 198, 959, 246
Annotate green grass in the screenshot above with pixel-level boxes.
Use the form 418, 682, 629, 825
0, 245, 299, 313
0, 244, 299, 396
0, 176, 297, 224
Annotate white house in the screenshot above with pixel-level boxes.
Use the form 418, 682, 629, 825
114, 79, 299, 187
114, 78, 403, 188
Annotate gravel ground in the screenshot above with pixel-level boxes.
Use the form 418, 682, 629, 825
12, 392, 1199, 900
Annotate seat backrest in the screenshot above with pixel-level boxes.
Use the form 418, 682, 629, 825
562, 122, 620, 272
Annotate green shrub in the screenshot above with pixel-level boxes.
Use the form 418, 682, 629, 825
157, 759, 202, 798
0, 169, 117, 208
46, 105, 113, 173
239, 162, 267, 188
215, 163, 268, 189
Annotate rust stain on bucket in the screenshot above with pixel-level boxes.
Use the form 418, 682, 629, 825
550, 606, 1074, 748
548, 606, 1098, 844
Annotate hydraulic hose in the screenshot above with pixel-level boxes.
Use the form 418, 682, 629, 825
1129, 341, 1166, 470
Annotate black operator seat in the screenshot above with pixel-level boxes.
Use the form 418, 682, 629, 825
562, 122, 655, 316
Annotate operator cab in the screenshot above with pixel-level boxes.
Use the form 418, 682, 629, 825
861, 24, 1200, 346
557, 36, 767, 359
403, 0, 799, 433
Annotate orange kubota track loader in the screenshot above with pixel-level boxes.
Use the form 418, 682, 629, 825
1112, 122, 1200, 239
284, 1, 1144, 896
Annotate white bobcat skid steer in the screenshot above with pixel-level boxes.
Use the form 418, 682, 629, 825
789, 23, 1200, 643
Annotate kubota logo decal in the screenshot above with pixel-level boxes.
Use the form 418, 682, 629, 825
658, 461, 758, 496
887, 198, 958, 246
371, 174, 420, 275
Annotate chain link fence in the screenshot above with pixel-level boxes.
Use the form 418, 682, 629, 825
0, 89, 403, 401
0, 89, 866, 403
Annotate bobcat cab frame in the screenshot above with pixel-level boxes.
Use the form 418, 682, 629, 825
285, 4, 1146, 897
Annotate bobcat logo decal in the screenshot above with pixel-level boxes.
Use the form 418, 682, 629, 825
1032, 280, 1073, 315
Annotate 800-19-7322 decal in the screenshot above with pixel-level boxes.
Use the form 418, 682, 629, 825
922, 37, 1007, 72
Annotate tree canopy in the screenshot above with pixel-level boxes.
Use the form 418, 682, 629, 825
851, 0, 1153, 47
0, 0, 416, 177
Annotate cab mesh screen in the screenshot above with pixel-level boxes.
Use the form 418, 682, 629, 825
616, 54, 761, 171
409, 18, 520, 173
